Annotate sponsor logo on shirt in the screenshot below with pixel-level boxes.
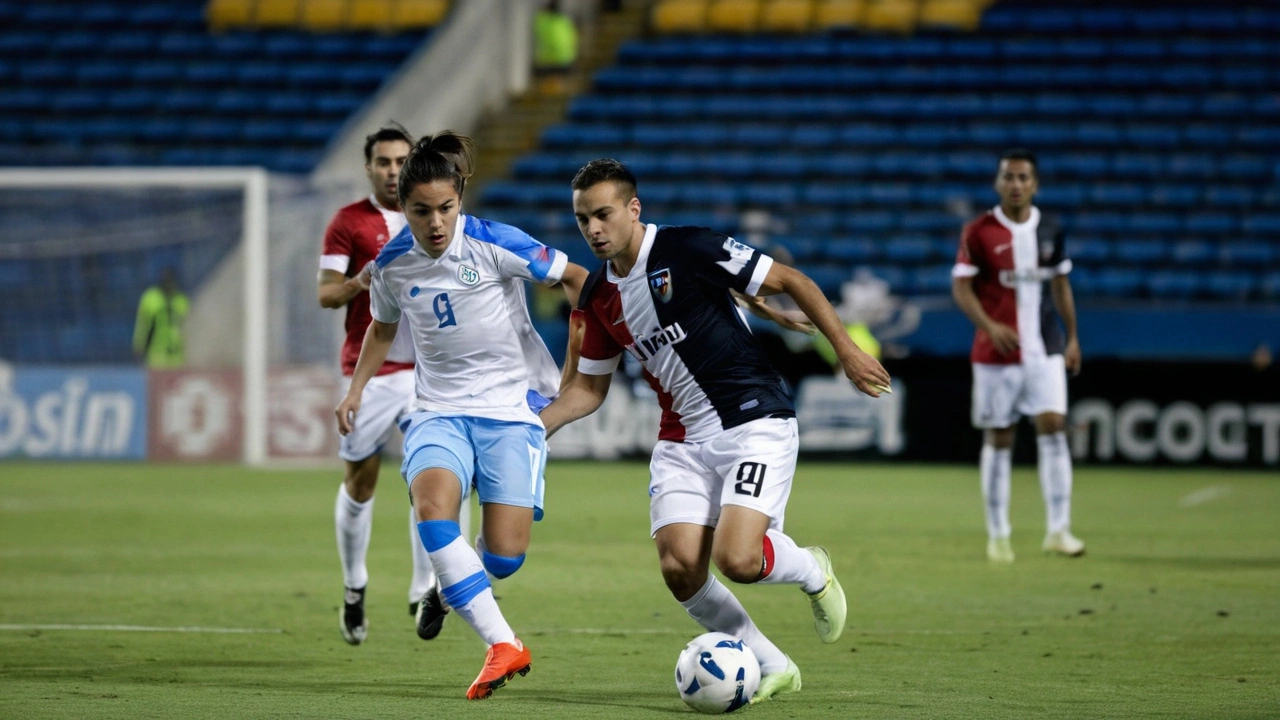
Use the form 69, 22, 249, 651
458, 265, 480, 286
627, 322, 687, 362
715, 237, 755, 275
998, 267, 1055, 287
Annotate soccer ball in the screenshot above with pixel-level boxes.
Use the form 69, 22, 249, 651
674, 632, 761, 714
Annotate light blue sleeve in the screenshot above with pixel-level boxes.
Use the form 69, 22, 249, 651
464, 215, 567, 284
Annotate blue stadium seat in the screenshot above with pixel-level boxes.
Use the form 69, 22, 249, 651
912, 265, 954, 296
1170, 240, 1216, 266
1076, 123, 1123, 147
883, 236, 935, 265
1262, 272, 1280, 298
797, 264, 851, 298
1073, 212, 1126, 235
1205, 186, 1255, 209
824, 238, 879, 264
1184, 212, 1237, 235
1219, 242, 1274, 267
1087, 94, 1137, 118
1220, 155, 1272, 181
156, 32, 212, 57
844, 212, 896, 234
780, 237, 822, 263
1068, 236, 1110, 265
1145, 270, 1203, 299
1115, 239, 1170, 264
1243, 214, 1280, 236
1203, 271, 1257, 300
1147, 184, 1200, 207
1088, 183, 1145, 207
1183, 125, 1232, 149
1127, 213, 1180, 236
1094, 268, 1143, 297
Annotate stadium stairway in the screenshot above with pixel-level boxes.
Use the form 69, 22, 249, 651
467, 0, 651, 206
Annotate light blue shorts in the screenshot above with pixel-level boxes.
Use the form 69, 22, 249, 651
400, 412, 547, 521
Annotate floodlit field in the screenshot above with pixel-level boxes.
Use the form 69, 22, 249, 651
1, 461, 1277, 718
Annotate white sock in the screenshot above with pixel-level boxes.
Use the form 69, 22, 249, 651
679, 576, 789, 675
1037, 432, 1073, 535
980, 445, 1012, 539
335, 484, 373, 590
420, 520, 514, 646
756, 529, 824, 594
408, 506, 435, 604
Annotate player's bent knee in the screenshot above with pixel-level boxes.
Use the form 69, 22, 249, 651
713, 549, 763, 584
482, 550, 525, 579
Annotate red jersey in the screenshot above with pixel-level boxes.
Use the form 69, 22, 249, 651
320, 196, 414, 376
953, 206, 1071, 365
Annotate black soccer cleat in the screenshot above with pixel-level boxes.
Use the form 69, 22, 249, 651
415, 585, 449, 641
340, 586, 368, 645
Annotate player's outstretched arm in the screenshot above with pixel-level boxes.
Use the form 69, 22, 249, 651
952, 276, 1019, 355
541, 370, 612, 439
731, 289, 816, 335
1051, 275, 1081, 375
317, 265, 371, 309
336, 319, 397, 435
758, 263, 892, 397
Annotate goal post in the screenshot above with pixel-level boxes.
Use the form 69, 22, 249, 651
0, 167, 271, 465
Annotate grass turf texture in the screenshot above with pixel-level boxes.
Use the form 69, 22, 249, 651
1, 461, 1277, 718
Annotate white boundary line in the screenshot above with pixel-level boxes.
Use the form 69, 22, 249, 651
0, 624, 283, 634
1179, 484, 1232, 508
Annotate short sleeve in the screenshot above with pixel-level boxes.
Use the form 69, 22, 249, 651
952, 222, 982, 278
466, 215, 568, 284
320, 213, 353, 274
683, 228, 774, 296
576, 307, 623, 375
1046, 223, 1072, 275
368, 268, 400, 324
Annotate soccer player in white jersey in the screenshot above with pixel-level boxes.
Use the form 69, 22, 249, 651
335, 131, 587, 700
951, 149, 1085, 563
319, 125, 452, 645
539, 159, 892, 705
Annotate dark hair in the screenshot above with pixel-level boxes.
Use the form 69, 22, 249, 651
397, 130, 475, 203
997, 148, 1038, 175
571, 158, 637, 200
363, 123, 414, 163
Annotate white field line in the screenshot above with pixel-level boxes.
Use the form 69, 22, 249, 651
0, 624, 283, 634
1178, 484, 1232, 508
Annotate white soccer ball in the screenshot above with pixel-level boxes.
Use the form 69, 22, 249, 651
674, 632, 761, 714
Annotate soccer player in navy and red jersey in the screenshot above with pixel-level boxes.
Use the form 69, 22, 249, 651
318, 125, 444, 645
539, 159, 892, 705
951, 149, 1085, 563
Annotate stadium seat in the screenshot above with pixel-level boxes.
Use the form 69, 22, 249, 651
394, 0, 448, 29
1169, 240, 1216, 266
760, 0, 813, 32
824, 237, 879, 263
813, 0, 864, 29
252, 0, 301, 27
1068, 236, 1110, 265
1203, 271, 1257, 300
1145, 270, 1203, 299
861, 0, 917, 34
1219, 242, 1274, 267
206, 0, 253, 30
347, 0, 394, 29
300, 0, 348, 31
707, 0, 762, 32
652, 0, 709, 33
1115, 239, 1169, 265
918, 0, 981, 32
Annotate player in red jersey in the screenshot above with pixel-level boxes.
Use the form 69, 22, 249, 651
952, 149, 1085, 563
318, 125, 448, 644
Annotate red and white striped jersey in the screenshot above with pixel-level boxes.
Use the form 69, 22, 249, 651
952, 205, 1071, 365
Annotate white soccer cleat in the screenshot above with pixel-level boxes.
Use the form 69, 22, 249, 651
1042, 530, 1085, 557
804, 546, 847, 644
987, 537, 1015, 563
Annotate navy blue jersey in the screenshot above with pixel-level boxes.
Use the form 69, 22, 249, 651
575, 224, 794, 442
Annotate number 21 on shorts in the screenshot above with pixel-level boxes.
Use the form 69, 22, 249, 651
733, 462, 766, 498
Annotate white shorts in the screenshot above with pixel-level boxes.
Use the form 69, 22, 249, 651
971, 354, 1068, 429
647, 417, 798, 537
338, 369, 415, 462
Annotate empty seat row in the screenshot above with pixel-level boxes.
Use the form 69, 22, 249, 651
0, 31, 425, 61
569, 93, 1280, 122
981, 6, 1280, 35
617, 35, 1280, 66
6, 61, 400, 91
594, 63, 1278, 93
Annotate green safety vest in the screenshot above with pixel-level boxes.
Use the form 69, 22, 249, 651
133, 287, 189, 368
534, 10, 577, 68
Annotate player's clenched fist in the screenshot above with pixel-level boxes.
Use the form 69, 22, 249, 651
841, 348, 893, 398
335, 394, 362, 436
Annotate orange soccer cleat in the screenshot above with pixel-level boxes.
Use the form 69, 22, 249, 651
465, 639, 532, 700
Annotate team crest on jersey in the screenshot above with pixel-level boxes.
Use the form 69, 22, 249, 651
457, 264, 480, 286
648, 268, 673, 303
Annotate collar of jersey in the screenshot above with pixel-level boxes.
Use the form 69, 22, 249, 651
414, 213, 469, 264
607, 222, 657, 283
993, 204, 1040, 231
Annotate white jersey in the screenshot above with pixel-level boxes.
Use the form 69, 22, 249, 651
368, 213, 568, 426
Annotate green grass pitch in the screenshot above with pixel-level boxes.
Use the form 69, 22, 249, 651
1, 461, 1277, 718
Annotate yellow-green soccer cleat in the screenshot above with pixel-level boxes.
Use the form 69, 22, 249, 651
805, 546, 847, 644
751, 657, 802, 704
987, 537, 1015, 563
